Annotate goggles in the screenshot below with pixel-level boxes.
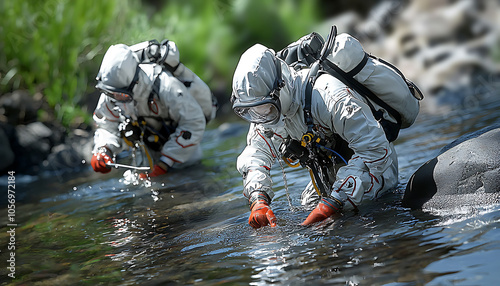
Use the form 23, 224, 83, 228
233, 99, 281, 124
98, 88, 134, 103
95, 66, 139, 103
232, 56, 284, 124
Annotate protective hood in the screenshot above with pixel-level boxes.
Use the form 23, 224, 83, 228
232, 44, 277, 103
232, 44, 300, 119
97, 44, 139, 89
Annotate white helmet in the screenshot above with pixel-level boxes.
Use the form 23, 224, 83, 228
96, 44, 140, 102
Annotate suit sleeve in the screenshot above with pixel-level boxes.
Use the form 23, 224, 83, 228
236, 123, 287, 201
92, 94, 123, 154
315, 83, 397, 209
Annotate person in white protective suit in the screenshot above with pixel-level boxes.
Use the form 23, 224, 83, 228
91, 42, 215, 179
231, 44, 399, 228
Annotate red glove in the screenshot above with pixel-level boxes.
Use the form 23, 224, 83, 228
139, 162, 168, 179
249, 199, 277, 228
91, 147, 113, 174
301, 196, 343, 226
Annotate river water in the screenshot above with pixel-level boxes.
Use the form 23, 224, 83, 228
1, 93, 499, 285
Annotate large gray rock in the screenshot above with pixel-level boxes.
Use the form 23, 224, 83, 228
403, 124, 500, 209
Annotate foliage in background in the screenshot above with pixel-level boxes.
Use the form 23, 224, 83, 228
0, 0, 134, 126
0, 0, 321, 128
116, 0, 321, 95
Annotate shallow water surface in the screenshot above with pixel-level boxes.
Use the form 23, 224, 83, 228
1, 96, 499, 285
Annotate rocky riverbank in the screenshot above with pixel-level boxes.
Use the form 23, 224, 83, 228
322, 0, 500, 111
0, 90, 93, 175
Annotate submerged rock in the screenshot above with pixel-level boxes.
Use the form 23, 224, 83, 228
403, 124, 500, 209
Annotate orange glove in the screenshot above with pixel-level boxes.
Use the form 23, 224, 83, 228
91, 147, 113, 174
139, 161, 168, 179
301, 196, 343, 226
248, 192, 277, 228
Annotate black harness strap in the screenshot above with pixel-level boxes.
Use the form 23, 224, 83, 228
303, 27, 336, 139
322, 56, 403, 128
163, 62, 181, 74
302, 53, 402, 141
147, 65, 191, 104
370, 54, 406, 81
148, 70, 162, 104
159, 39, 181, 74
345, 52, 368, 78
304, 79, 314, 131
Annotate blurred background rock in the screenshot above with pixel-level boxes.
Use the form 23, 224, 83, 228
1, 0, 499, 175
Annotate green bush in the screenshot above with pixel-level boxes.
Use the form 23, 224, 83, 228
0, 0, 135, 126
145, 0, 320, 88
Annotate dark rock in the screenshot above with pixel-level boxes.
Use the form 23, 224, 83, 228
14, 122, 55, 174
0, 90, 41, 125
0, 126, 15, 172
42, 129, 93, 173
0, 116, 93, 175
0, 122, 19, 173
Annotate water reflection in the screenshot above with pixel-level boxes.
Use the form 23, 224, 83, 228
1, 96, 499, 285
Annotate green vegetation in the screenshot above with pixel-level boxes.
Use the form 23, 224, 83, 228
0, 0, 321, 128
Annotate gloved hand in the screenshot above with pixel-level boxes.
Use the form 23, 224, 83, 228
301, 196, 343, 226
91, 147, 113, 174
139, 161, 168, 179
248, 192, 277, 228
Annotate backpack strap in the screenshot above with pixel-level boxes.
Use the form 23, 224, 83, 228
301, 62, 323, 146
346, 53, 368, 78
322, 57, 402, 141
148, 66, 163, 104
369, 54, 405, 80
323, 58, 402, 126
369, 54, 424, 101
302, 26, 337, 146
159, 39, 181, 74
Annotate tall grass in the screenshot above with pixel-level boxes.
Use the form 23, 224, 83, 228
0, 0, 321, 127
0, 0, 137, 126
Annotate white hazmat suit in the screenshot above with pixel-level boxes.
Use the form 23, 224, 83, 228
93, 44, 213, 170
233, 44, 399, 217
